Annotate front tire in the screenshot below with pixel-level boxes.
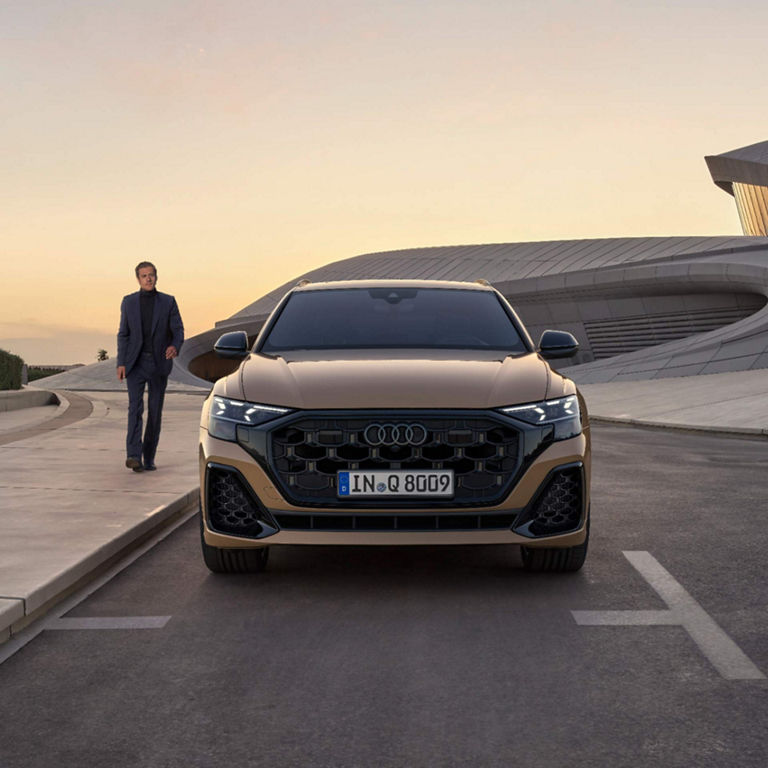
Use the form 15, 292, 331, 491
521, 520, 589, 573
199, 510, 270, 574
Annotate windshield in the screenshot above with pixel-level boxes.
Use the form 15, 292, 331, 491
259, 287, 528, 353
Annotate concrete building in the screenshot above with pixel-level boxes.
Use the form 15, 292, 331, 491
174, 140, 768, 386
706, 140, 768, 236
45, 140, 768, 391
178, 229, 768, 385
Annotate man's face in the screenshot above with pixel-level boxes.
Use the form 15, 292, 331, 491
137, 267, 157, 291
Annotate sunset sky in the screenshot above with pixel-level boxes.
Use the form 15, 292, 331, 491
2, 0, 768, 364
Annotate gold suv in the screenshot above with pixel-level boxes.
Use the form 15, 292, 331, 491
199, 280, 590, 573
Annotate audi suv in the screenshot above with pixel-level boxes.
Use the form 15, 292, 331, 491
199, 279, 590, 573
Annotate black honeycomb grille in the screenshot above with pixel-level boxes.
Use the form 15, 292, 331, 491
207, 468, 264, 535
270, 415, 521, 506
525, 468, 582, 535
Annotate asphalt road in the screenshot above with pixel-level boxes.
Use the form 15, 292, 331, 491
1, 424, 767, 768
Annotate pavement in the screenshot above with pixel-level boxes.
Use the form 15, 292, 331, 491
0, 389, 203, 643
1, 367, 767, 645
578, 367, 768, 436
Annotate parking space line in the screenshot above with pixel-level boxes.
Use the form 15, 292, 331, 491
47, 616, 171, 630
572, 551, 765, 681
573, 610, 679, 625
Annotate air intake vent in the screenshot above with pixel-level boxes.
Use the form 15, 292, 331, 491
274, 512, 517, 532
207, 466, 271, 537
515, 466, 583, 537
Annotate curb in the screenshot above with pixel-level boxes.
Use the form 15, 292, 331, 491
590, 415, 768, 438
0, 396, 69, 437
0, 391, 92, 447
0, 486, 200, 645
0, 389, 58, 413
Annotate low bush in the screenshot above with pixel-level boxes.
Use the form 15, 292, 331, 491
0, 348, 24, 390
27, 367, 66, 382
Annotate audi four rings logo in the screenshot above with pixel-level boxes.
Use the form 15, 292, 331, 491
363, 423, 428, 446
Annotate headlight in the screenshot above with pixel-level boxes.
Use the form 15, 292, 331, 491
501, 395, 581, 441
208, 396, 290, 441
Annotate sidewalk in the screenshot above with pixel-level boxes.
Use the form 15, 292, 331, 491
578, 367, 768, 436
1, 368, 767, 644
0, 390, 203, 642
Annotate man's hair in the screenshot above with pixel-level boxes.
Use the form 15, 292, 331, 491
135, 261, 157, 278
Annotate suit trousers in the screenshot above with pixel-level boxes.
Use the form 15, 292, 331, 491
126, 352, 168, 463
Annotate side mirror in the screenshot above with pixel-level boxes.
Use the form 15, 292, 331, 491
214, 331, 250, 359
538, 330, 579, 360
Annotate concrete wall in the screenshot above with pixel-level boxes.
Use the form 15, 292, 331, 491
0, 390, 58, 412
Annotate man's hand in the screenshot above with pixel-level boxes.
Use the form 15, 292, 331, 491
117, 366, 126, 381
165, 346, 178, 360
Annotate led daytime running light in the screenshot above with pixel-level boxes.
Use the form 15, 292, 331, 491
212, 396, 288, 424
502, 396, 579, 423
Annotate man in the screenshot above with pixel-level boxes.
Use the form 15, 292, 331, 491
117, 262, 184, 472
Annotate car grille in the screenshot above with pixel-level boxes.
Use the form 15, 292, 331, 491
270, 415, 521, 507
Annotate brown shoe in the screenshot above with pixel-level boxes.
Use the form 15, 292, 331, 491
126, 457, 143, 472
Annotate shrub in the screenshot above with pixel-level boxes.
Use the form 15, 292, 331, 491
27, 367, 66, 382
0, 348, 23, 390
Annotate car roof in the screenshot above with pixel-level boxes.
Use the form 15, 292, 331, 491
291, 279, 494, 293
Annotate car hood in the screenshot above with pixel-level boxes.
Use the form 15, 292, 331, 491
229, 350, 563, 409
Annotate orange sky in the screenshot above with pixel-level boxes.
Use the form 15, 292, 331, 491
2, 0, 766, 364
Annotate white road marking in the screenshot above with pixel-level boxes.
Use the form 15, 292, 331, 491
573, 610, 679, 626
47, 616, 171, 630
572, 551, 765, 681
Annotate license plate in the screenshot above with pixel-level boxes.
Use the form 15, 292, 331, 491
338, 470, 454, 497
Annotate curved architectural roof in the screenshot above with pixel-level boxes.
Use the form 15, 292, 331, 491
225, 236, 758, 321
178, 235, 768, 385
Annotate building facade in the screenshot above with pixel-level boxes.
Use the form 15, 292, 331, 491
706, 139, 768, 236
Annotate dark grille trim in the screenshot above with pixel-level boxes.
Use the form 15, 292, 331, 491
205, 463, 278, 540
513, 462, 585, 538
267, 410, 524, 509
273, 511, 518, 532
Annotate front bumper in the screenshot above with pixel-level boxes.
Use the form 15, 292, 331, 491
199, 424, 590, 549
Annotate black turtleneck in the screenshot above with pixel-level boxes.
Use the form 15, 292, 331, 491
140, 289, 157, 354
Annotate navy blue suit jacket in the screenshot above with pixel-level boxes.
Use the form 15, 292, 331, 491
117, 291, 184, 376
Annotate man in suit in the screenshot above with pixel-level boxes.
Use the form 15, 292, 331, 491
117, 262, 184, 472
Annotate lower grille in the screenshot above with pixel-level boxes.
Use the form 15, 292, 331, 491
273, 512, 517, 532
207, 467, 270, 537
270, 414, 521, 507
516, 467, 583, 536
